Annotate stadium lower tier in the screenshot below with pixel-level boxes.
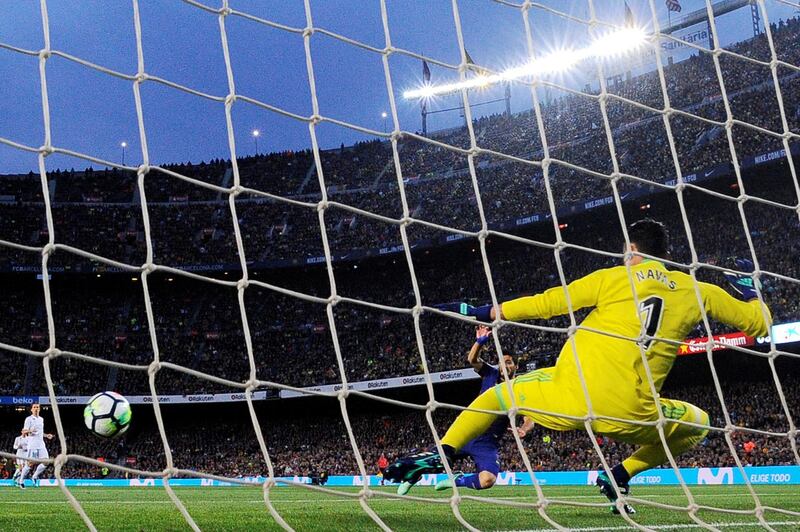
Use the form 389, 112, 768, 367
1, 374, 798, 480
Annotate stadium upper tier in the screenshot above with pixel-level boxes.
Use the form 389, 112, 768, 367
0, 17, 798, 270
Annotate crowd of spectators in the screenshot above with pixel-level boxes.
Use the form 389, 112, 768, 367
0, 17, 798, 267
0, 163, 798, 397
1, 377, 797, 479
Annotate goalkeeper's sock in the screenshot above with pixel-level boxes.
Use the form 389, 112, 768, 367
19, 464, 30, 481
12, 468, 20, 481
455, 473, 483, 490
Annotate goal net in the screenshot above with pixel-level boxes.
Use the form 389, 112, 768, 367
0, 0, 799, 530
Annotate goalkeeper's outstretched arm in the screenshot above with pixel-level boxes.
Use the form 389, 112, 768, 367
436, 268, 605, 323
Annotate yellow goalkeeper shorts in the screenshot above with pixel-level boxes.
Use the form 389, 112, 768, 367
494, 367, 708, 445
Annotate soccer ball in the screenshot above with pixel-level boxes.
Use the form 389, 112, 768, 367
84, 391, 132, 438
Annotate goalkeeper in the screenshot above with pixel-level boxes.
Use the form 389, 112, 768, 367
386, 219, 771, 514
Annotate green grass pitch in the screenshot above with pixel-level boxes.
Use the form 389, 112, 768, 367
1, 484, 798, 531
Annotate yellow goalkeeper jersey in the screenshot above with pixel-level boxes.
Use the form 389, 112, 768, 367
501, 260, 771, 421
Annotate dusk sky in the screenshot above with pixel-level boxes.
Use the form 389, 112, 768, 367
1, 0, 797, 175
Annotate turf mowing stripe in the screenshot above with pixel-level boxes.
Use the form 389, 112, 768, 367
5, 492, 796, 504
511, 521, 800, 531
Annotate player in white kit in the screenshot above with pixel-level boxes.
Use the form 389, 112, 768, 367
11, 430, 29, 483
18, 403, 54, 488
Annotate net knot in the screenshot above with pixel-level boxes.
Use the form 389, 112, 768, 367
687, 502, 700, 513
411, 304, 422, 317
426, 399, 438, 412
148, 360, 161, 376
467, 146, 480, 158
566, 324, 578, 337
337, 387, 349, 399
42, 243, 56, 257
44, 347, 61, 359
263, 478, 277, 489
316, 199, 328, 212
383, 46, 395, 57
38, 48, 51, 60
736, 194, 748, 204
237, 278, 249, 290
674, 181, 686, 192
310, 113, 322, 125
230, 184, 243, 197
219, 6, 232, 16
137, 164, 151, 176
224, 94, 237, 107
54, 454, 68, 468
141, 262, 156, 274
477, 229, 488, 241
724, 117, 734, 130
163, 467, 177, 479
244, 379, 257, 393
450, 494, 462, 505
327, 294, 340, 306
302, 27, 315, 38
38, 144, 54, 157
134, 72, 148, 84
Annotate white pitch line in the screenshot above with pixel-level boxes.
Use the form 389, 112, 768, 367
511, 522, 800, 532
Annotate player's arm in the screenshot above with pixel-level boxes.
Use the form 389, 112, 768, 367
467, 326, 492, 371
701, 278, 771, 337
509, 417, 535, 439
501, 268, 606, 321
22, 418, 32, 436
435, 268, 607, 322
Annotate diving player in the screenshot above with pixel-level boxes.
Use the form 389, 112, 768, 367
386, 219, 771, 514
396, 325, 533, 495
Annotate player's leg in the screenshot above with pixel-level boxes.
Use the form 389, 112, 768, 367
436, 439, 499, 491
31, 446, 49, 485
31, 463, 47, 485
18, 451, 35, 489
621, 399, 710, 479
597, 399, 709, 514
387, 368, 580, 485
12, 458, 23, 481
387, 386, 506, 489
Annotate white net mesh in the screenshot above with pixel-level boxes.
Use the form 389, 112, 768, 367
0, 0, 799, 530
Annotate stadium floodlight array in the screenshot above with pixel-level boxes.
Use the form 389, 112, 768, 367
0, 0, 799, 530
403, 26, 648, 99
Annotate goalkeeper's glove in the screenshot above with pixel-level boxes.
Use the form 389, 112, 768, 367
723, 258, 760, 301
433, 302, 494, 322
